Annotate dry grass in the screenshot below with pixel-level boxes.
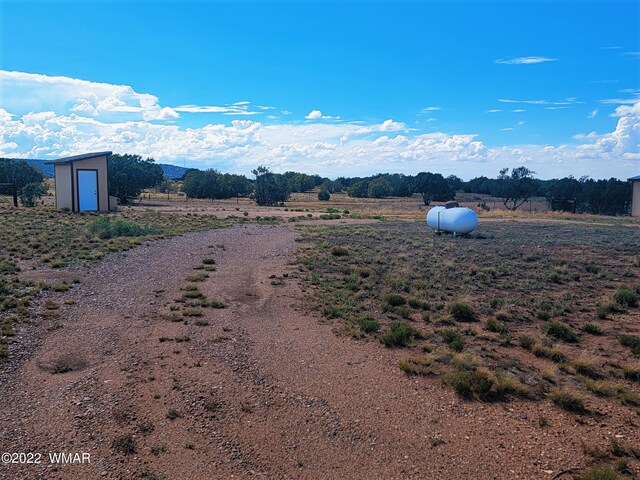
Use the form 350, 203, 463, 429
298, 219, 640, 406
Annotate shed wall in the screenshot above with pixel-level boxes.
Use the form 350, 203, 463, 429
633, 181, 640, 217
72, 156, 109, 211
54, 163, 73, 210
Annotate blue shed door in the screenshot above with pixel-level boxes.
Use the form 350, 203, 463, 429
77, 170, 98, 211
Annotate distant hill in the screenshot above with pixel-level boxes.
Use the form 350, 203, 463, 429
158, 163, 189, 180
23, 159, 190, 180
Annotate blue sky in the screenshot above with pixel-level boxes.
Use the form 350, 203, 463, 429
0, 0, 638, 179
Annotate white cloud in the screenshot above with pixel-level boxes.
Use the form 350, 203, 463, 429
174, 104, 259, 115
305, 110, 323, 120
305, 109, 334, 120
419, 106, 441, 113
512, 109, 526, 113
498, 98, 581, 106
588, 109, 599, 119
518, 121, 525, 126
486, 109, 501, 113
495, 56, 556, 65
1, 70, 638, 180
0, 70, 181, 122
0, 70, 269, 121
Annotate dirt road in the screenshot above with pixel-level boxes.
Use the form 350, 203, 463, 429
0, 224, 611, 479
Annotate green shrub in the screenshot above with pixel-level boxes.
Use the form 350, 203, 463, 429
441, 329, 465, 352
380, 322, 416, 348
489, 297, 505, 309
614, 285, 638, 308
408, 298, 429, 310
448, 301, 476, 322
596, 304, 612, 319
580, 465, 618, 480
542, 321, 578, 343
620, 335, 640, 356
585, 263, 601, 274
486, 318, 508, 334
19, 182, 48, 207
445, 367, 495, 400
581, 323, 602, 335
358, 317, 380, 333
330, 246, 349, 256
317, 190, 330, 201
323, 305, 344, 318
89, 216, 148, 239
383, 293, 406, 307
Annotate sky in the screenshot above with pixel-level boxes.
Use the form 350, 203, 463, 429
0, 0, 638, 180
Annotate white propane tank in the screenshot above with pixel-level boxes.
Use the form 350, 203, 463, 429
426, 206, 478, 234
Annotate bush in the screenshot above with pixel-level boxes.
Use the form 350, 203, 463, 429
380, 322, 417, 348
489, 298, 505, 309
441, 329, 465, 352
445, 367, 495, 400
614, 285, 638, 308
408, 298, 429, 310
19, 182, 48, 207
620, 335, 640, 356
581, 323, 602, 335
518, 335, 536, 350
382, 293, 406, 307
89, 216, 148, 239
542, 321, 578, 343
580, 465, 618, 480
358, 317, 380, 334
398, 356, 436, 376
330, 246, 349, 256
596, 304, 613, 319
109, 154, 164, 204
317, 190, 330, 201
486, 318, 508, 334
448, 301, 476, 322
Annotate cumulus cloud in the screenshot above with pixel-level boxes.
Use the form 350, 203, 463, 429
0, 70, 181, 122
305, 110, 323, 120
495, 56, 556, 65
1, 70, 638, 179
0, 70, 270, 121
305, 110, 335, 120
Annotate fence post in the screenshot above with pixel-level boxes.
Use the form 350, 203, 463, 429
13, 181, 18, 207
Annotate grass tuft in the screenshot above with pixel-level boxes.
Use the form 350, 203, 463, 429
448, 301, 476, 322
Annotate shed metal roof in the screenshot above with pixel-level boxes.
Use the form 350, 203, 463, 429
44, 151, 112, 165
629, 175, 640, 181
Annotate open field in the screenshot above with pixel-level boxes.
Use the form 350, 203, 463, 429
298, 221, 640, 406
0, 196, 639, 479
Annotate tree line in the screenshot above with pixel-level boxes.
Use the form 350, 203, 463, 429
0, 155, 634, 215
